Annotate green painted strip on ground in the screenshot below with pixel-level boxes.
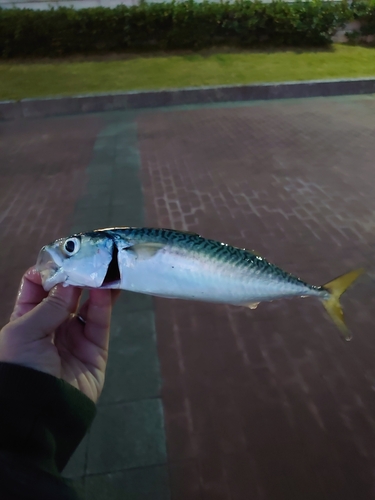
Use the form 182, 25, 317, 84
63, 112, 169, 499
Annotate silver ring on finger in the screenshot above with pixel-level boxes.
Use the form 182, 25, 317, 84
76, 314, 86, 325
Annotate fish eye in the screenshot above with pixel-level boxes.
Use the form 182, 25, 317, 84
63, 237, 80, 256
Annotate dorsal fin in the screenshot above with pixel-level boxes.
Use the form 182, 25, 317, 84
242, 247, 263, 258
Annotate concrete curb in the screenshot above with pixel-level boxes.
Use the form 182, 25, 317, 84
1, 78, 375, 120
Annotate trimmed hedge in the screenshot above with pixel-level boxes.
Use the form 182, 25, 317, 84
0, 0, 357, 58
350, 0, 375, 42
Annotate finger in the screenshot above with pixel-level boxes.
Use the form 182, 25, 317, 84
77, 299, 89, 322
83, 289, 114, 353
10, 267, 48, 321
13, 284, 81, 340
77, 289, 120, 322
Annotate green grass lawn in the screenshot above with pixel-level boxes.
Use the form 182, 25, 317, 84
1, 44, 375, 101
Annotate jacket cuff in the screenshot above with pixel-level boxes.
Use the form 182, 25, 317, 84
0, 362, 96, 474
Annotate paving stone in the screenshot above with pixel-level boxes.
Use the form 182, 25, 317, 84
62, 434, 89, 479
0, 101, 22, 120
169, 461, 201, 500
109, 203, 144, 228
86, 399, 167, 474
71, 212, 109, 233
21, 97, 82, 118
87, 161, 115, 178
71, 207, 110, 232
119, 290, 154, 312
103, 118, 137, 139
84, 182, 113, 200
112, 167, 140, 191
74, 195, 111, 212
99, 307, 161, 405
65, 477, 86, 499
109, 306, 157, 344
84, 465, 170, 500
79, 95, 116, 114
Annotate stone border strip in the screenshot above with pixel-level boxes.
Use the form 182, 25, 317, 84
62, 113, 168, 497
1, 78, 375, 121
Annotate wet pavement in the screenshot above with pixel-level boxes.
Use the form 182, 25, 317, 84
1, 95, 375, 499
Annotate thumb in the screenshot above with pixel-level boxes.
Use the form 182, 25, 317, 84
14, 284, 81, 340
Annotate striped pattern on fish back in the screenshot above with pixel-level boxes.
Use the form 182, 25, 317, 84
97, 227, 320, 293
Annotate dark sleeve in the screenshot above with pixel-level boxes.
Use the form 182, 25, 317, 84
0, 362, 96, 500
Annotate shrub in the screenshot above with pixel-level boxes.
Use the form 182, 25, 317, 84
350, 0, 375, 42
0, 0, 352, 58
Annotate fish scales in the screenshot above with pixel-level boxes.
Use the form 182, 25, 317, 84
101, 227, 322, 303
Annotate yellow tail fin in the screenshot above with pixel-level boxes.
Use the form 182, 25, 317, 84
322, 268, 364, 341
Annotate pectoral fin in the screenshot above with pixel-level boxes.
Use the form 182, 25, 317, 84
247, 302, 260, 310
123, 243, 165, 260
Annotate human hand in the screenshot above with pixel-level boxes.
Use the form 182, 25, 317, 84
0, 267, 119, 403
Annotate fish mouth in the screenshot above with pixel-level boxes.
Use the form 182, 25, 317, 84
36, 246, 67, 291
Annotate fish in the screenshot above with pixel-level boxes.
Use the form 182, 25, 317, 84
36, 227, 364, 341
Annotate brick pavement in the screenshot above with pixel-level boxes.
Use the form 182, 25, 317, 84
137, 96, 375, 500
2, 96, 375, 500
0, 114, 103, 325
